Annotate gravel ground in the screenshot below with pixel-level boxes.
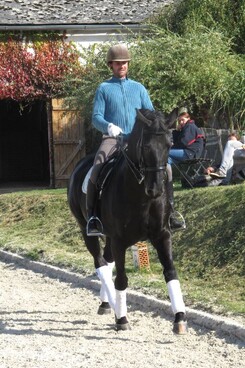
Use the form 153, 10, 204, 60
0, 254, 244, 368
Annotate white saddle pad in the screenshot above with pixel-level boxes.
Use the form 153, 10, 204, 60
82, 166, 93, 194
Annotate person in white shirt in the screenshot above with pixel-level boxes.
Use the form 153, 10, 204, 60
206, 132, 245, 183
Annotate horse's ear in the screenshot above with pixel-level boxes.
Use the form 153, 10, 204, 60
136, 109, 152, 126
165, 108, 179, 128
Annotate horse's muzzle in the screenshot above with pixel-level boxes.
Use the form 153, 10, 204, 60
145, 182, 164, 198
144, 171, 165, 198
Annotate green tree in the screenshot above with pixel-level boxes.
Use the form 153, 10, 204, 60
154, 0, 245, 54
129, 28, 245, 129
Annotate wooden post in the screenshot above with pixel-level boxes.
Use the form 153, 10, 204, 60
46, 99, 55, 188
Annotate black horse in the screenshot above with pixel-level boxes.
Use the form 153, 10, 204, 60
68, 109, 187, 334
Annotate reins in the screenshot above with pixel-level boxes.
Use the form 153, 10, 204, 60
118, 138, 145, 184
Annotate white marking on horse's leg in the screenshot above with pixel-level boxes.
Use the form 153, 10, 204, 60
96, 265, 116, 309
99, 262, 115, 303
115, 289, 127, 319
100, 284, 108, 302
167, 279, 186, 314
107, 261, 115, 271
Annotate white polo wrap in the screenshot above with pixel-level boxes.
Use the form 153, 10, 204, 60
167, 279, 186, 314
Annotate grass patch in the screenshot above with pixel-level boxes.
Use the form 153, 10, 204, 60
0, 184, 244, 318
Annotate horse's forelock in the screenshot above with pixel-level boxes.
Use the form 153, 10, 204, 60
137, 109, 170, 135
154, 111, 170, 134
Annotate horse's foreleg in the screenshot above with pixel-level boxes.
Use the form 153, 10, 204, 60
114, 289, 130, 331
112, 244, 131, 331
115, 289, 127, 318
103, 237, 114, 264
152, 232, 187, 335
97, 237, 115, 314
166, 279, 185, 316
167, 279, 187, 334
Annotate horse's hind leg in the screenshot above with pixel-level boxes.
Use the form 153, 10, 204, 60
152, 232, 187, 335
96, 263, 116, 312
82, 232, 116, 313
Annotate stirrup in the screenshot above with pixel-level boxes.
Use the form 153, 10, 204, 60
168, 211, 186, 232
86, 216, 104, 236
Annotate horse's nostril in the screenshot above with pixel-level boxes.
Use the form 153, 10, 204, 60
145, 188, 162, 198
146, 189, 153, 196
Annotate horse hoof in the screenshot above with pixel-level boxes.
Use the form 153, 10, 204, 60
173, 321, 188, 335
115, 316, 131, 331
97, 302, 111, 315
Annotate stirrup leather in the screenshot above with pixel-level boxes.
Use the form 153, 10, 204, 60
86, 216, 104, 236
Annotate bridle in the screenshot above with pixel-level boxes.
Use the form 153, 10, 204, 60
119, 127, 168, 184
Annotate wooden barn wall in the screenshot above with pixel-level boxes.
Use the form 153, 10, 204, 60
52, 99, 85, 188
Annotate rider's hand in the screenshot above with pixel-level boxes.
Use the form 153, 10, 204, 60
107, 123, 123, 138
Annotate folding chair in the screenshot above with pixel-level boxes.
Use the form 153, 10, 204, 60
173, 133, 221, 188
232, 154, 245, 182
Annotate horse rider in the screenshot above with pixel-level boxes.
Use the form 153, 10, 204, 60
86, 44, 185, 236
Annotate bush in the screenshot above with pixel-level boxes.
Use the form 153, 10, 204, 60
154, 0, 245, 54
129, 28, 245, 129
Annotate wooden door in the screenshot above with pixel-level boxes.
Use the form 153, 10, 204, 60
51, 99, 86, 188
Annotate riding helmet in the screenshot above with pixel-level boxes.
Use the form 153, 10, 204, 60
106, 44, 131, 64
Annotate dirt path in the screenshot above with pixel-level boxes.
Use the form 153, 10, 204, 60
0, 257, 244, 368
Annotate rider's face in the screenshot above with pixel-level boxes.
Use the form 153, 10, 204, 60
110, 61, 128, 79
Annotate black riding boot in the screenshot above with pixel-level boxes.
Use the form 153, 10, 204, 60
86, 179, 103, 236
166, 174, 186, 232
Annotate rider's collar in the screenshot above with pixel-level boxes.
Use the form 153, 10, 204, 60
111, 76, 128, 83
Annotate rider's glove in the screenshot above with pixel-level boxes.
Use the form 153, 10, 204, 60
107, 123, 123, 138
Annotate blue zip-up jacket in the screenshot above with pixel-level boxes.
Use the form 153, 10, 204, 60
92, 76, 154, 135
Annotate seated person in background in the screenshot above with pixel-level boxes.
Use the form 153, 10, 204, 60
168, 112, 205, 165
165, 111, 204, 230
206, 132, 245, 184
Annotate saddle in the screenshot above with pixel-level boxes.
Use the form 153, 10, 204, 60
82, 150, 123, 195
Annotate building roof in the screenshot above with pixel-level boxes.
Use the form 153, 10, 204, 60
0, 0, 173, 27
